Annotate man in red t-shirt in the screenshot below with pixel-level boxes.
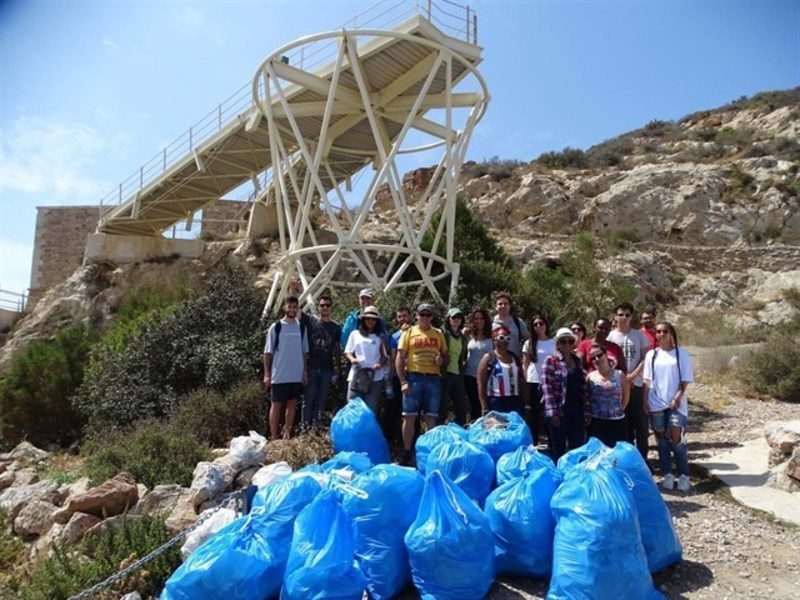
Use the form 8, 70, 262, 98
576, 317, 627, 373
639, 308, 659, 350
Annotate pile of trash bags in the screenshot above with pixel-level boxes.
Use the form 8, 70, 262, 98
162, 407, 680, 600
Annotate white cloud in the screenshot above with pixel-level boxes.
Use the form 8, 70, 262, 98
102, 37, 121, 53
172, 6, 226, 48
0, 239, 34, 295
0, 116, 115, 200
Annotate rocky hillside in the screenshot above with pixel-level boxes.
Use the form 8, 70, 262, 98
457, 88, 800, 328
2, 89, 799, 369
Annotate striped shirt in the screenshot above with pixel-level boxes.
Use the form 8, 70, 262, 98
487, 356, 520, 398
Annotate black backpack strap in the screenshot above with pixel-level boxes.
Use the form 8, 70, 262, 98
512, 315, 522, 339
273, 321, 283, 353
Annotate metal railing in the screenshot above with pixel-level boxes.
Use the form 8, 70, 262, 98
0, 289, 27, 313
97, 0, 477, 214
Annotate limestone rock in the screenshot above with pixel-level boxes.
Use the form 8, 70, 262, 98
785, 446, 800, 482
12, 468, 40, 487
13, 499, 59, 536
2, 441, 49, 467
0, 479, 61, 520
0, 470, 15, 491
233, 465, 260, 489
134, 484, 184, 516
60, 511, 103, 546
190, 461, 234, 510
164, 488, 198, 535
58, 476, 91, 505
764, 421, 800, 465
30, 522, 64, 559
65, 472, 139, 518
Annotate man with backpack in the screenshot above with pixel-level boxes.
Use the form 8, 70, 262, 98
491, 291, 529, 357
263, 296, 309, 440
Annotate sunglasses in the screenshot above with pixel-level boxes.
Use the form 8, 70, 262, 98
655, 329, 669, 335
615, 313, 631, 318
319, 303, 332, 308
590, 353, 605, 362
494, 334, 510, 342
570, 327, 583, 332
558, 338, 575, 346
533, 321, 546, 327
418, 312, 433, 318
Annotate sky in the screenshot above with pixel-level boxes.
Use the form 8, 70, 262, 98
1, 0, 798, 297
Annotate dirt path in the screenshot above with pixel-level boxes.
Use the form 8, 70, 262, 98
480, 349, 800, 599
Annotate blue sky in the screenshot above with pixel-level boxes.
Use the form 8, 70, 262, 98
1, 0, 798, 296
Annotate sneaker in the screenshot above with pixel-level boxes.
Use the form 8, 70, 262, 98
677, 474, 691, 492
661, 473, 675, 490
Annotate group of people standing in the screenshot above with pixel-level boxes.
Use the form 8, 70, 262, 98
263, 288, 694, 491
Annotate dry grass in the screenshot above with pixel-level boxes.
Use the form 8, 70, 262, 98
265, 429, 334, 469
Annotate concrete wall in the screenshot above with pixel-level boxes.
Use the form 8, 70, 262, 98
201, 200, 249, 237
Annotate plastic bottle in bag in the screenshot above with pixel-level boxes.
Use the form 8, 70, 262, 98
468, 410, 532, 463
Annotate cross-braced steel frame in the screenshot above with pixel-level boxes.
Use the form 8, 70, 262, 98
250, 26, 488, 315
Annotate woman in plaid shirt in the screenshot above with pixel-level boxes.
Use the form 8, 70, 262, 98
540, 327, 590, 461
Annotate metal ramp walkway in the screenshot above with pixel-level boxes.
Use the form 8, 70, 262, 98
96, 2, 484, 238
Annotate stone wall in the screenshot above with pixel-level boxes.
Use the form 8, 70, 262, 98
28, 206, 107, 308
201, 200, 249, 237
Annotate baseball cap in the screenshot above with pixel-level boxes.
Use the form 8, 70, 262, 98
554, 327, 577, 343
446, 307, 463, 319
417, 302, 435, 314
359, 288, 374, 299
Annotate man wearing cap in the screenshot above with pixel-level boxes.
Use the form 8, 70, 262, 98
441, 307, 468, 425
395, 303, 448, 465
340, 288, 387, 347
491, 291, 529, 357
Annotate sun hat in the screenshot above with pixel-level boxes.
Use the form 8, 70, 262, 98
554, 327, 577, 343
359, 288, 374, 299
361, 306, 380, 319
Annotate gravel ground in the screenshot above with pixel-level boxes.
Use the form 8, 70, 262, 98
477, 347, 800, 599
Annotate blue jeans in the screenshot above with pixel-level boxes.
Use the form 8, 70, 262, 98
650, 409, 689, 477
402, 373, 442, 417
302, 368, 333, 427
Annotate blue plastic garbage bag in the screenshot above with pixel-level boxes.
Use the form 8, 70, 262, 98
164, 470, 324, 599
485, 467, 561, 577
468, 410, 532, 463
282, 489, 367, 600
322, 451, 373, 476
342, 464, 425, 600
415, 423, 468, 476
548, 459, 662, 600
331, 397, 390, 464
614, 442, 682, 572
426, 438, 495, 505
496, 445, 558, 486
162, 515, 277, 600
556, 436, 606, 474
405, 470, 495, 600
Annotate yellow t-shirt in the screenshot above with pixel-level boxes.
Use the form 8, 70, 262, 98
399, 325, 446, 375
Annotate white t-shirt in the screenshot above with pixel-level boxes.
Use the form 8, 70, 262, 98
345, 330, 386, 382
521, 337, 555, 384
643, 347, 694, 416
608, 328, 648, 386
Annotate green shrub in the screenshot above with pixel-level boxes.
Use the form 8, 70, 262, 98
0, 509, 24, 577
82, 422, 211, 488
3, 514, 180, 600
739, 334, 800, 403
471, 156, 525, 181
76, 267, 263, 431
0, 324, 94, 446
536, 147, 588, 170
170, 381, 268, 447
642, 119, 680, 138
586, 137, 634, 168
600, 227, 642, 250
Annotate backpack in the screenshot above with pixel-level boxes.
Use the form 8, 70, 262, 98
272, 316, 308, 353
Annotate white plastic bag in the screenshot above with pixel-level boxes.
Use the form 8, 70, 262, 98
251, 461, 292, 489
229, 431, 268, 472
180, 507, 237, 559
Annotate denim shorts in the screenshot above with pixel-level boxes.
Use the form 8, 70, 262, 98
649, 408, 687, 434
402, 372, 442, 417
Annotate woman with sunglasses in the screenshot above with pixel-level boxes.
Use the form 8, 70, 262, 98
477, 326, 528, 418
541, 327, 589, 461
643, 322, 695, 492
586, 344, 630, 447
569, 321, 587, 344
522, 313, 554, 445
344, 305, 389, 412
464, 307, 493, 422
